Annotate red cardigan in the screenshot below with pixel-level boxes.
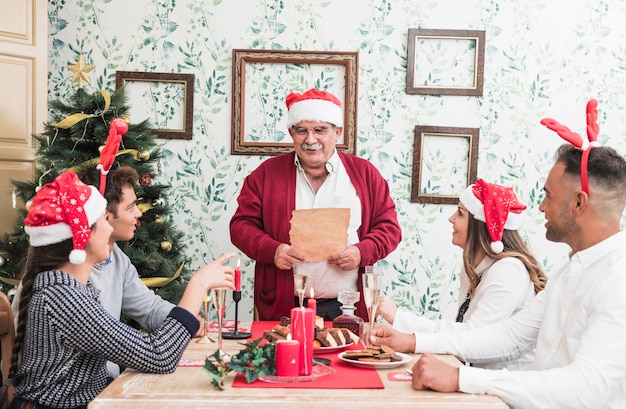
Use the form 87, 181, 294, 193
230, 151, 402, 320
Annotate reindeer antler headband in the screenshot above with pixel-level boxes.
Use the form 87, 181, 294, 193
540, 99, 600, 196
96, 118, 129, 194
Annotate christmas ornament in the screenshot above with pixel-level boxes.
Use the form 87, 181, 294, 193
160, 241, 173, 252
138, 150, 151, 161
153, 197, 165, 207
140, 173, 152, 187
155, 215, 164, 224
137, 202, 152, 213
67, 55, 95, 89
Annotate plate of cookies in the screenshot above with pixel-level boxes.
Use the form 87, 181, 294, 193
338, 345, 412, 369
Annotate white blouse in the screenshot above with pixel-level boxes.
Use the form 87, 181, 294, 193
393, 256, 536, 370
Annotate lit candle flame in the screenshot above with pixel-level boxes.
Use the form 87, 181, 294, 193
236, 258, 240, 269
310, 287, 315, 298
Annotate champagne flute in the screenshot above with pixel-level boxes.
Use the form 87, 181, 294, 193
196, 292, 215, 344
362, 268, 381, 340
293, 271, 309, 308
213, 287, 228, 355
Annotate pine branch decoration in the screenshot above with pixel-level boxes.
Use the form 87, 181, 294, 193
203, 337, 276, 390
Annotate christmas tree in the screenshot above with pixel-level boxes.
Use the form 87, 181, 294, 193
0, 57, 191, 310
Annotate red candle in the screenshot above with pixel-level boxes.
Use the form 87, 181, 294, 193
275, 333, 300, 377
307, 288, 317, 316
290, 306, 315, 376
234, 258, 241, 291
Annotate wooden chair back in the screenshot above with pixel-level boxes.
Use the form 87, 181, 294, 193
0, 291, 14, 399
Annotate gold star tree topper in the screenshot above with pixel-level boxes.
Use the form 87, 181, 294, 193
67, 56, 95, 88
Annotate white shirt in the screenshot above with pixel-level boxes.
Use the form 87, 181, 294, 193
415, 230, 626, 409
294, 150, 361, 298
396, 256, 536, 370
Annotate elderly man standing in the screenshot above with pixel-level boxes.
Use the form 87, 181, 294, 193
230, 88, 401, 321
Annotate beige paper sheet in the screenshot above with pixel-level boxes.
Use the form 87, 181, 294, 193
289, 208, 350, 261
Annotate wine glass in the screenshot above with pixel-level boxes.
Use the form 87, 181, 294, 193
293, 269, 310, 308
213, 287, 228, 355
196, 292, 215, 344
362, 267, 381, 339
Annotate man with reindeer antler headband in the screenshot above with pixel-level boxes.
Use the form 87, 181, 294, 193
369, 99, 626, 408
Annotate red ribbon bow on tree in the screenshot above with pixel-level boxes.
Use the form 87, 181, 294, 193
540, 99, 600, 195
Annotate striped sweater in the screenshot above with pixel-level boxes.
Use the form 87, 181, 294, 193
14, 270, 198, 408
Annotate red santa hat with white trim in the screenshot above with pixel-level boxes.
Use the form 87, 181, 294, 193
23, 171, 107, 264
285, 88, 343, 128
459, 179, 527, 254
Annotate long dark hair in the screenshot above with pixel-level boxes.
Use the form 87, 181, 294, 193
463, 214, 547, 298
8, 239, 73, 385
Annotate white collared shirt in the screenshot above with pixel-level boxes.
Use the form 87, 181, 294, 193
294, 150, 361, 298
393, 256, 536, 370
414, 230, 626, 408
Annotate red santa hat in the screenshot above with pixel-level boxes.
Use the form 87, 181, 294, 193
23, 171, 107, 264
285, 88, 343, 128
459, 179, 527, 254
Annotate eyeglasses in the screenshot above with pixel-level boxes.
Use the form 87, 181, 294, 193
290, 125, 335, 138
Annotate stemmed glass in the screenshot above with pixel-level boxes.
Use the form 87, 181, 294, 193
293, 269, 310, 308
213, 287, 228, 356
362, 266, 381, 338
196, 292, 215, 344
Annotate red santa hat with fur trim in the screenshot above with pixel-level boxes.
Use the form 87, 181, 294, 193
23, 171, 107, 264
285, 88, 343, 128
459, 179, 527, 254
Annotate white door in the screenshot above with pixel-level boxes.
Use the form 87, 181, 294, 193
0, 0, 47, 234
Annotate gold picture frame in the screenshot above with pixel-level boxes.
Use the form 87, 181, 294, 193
231, 49, 358, 155
115, 71, 195, 140
406, 29, 485, 96
411, 126, 479, 204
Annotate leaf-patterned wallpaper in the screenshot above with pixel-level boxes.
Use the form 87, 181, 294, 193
48, 0, 626, 321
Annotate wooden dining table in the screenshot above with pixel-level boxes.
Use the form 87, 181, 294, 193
89, 321, 507, 409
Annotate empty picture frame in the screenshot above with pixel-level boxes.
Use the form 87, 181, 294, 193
406, 29, 485, 96
231, 49, 358, 155
411, 126, 479, 204
115, 71, 195, 140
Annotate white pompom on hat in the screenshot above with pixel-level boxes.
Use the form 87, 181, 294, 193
459, 179, 527, 254
285, 88, 343, 128
23, 171, 107, 264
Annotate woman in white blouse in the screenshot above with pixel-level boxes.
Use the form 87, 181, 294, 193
378, 179, 547, 370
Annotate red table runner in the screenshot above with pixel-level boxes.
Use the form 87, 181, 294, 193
231, 321, 384, 389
